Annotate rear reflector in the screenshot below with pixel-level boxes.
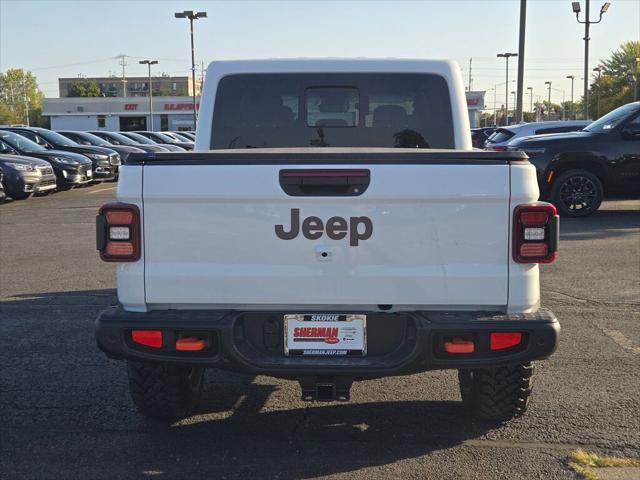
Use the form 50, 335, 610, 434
176, 337, 206, 351
490, 332, 523, 350
131, 330, 162, 348
444, 337, 475, 354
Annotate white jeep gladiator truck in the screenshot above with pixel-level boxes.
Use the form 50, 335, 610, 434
96, 59, 560, 421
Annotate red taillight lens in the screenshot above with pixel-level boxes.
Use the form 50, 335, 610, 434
490, 332, 522, 350
97, 203, 141, 262
131, 330, 163, 348
513, 203, 559, 264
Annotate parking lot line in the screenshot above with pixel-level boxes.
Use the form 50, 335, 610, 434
88, 186, 117, 194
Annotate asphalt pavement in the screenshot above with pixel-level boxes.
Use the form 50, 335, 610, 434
1, 184, 639, 480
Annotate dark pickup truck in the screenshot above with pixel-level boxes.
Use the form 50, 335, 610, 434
509, 102, 640, 216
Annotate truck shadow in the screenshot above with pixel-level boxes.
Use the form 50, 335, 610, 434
559, 207, 639, 242
1, 289, 499, 479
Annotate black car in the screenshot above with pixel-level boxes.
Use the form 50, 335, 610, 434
57, 131, 145, 165
509, 102, 640, 216
172, 131, 195, 141
471, 127, 497, 148
88, 131, 171, 153
0, 154, 57, 200
119, 131, 186, 152
0, 130, 93, 189
133, 131, 193, 150
1, 127, 120, 181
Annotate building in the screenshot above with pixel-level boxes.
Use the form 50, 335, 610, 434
42, 91, 486, 132
466, 91, 486, 128
58, 75, 201, 98
42, 96, 199, 131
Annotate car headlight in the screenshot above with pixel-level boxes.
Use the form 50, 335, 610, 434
53, 156, 78, 165
4, 162, 34, 171
86, 153, 109, 160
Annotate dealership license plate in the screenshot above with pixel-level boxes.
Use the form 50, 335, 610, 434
284, 314, 366, 357
87, 170, 93, 177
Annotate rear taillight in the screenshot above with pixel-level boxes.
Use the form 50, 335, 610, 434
513, 203, 559, 263
96, 203, 141, 262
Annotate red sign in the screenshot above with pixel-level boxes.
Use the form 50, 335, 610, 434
466, 98, 480, 106
124, 104, 138, 111
163, 103, 199, 111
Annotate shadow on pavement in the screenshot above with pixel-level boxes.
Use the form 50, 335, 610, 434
1, 288, 498, 479
560, 208, 639, 242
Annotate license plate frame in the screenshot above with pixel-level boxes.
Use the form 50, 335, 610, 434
284, 314, 367, 357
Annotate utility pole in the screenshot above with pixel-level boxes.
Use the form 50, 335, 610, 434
593, 66, 602, 118
515, 0, 527, 123
545, 81, 552, 121
493, 85, 498, 126
497, 52, 518, 125
566, 75, 575, 119
572, 1, 611, 120
468, 58, 472, 91
117, 54, 128, 97
139, 60, 158, 131
527, 86, 533, 116
175, 10, 207, 130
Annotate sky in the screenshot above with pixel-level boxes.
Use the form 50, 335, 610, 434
1, 0, 639, 110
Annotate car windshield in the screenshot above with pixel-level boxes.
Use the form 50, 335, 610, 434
123, 132, 156, 144
0, 131, 47, 153
37, 129, 79, 147
486, 128, 515, 144
584, 103, 640, 133
150, 132, 178, 143
75, 132, 112, 146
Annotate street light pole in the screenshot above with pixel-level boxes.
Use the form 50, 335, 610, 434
593, 66, 602, 118
545, 81, 552, 121
511, 91, 517, 118
497, 52, 518, 125
566, 75, 575, 119
572, 1, 611, 120
527, 86, 533, 115
175, 10, 207, 131
139, 60, 158, 131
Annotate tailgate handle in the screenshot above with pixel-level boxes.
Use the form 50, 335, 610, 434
279, 169, 370, 196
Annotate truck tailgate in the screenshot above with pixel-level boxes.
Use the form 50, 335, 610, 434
141, 152, 512, 309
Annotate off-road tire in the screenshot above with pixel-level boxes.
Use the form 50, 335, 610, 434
550, 169, 603, 217
458, 363, 534, 421
126, 361, 204, 418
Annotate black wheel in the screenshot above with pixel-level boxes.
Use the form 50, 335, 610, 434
126, 361, 204, 418
458, 363, 534, 421
551, 169, 603, 217
8, 191, 32, 200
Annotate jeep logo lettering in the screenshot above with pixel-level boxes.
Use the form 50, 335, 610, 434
275, 209, 373, 246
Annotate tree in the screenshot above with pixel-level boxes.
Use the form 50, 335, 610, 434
588, 41, 640, 118
67, 79, 101, 97
0, 68, 44, 126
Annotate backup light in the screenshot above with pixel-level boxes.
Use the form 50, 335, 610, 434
109, 226, 130, 241
523, 227, 545, 241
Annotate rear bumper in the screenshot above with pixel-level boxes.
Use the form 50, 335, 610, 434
96, 308, 559, 378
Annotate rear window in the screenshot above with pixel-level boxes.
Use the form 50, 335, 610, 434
211, 73, 454, 149
486, 128, 515, 144
534, 126, 583, 135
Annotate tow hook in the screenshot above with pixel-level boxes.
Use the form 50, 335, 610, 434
299, 376, 353, 402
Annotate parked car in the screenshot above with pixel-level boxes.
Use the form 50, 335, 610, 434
484, 121, 592, 151
119, 131, 186, 152
471, 127, 496, 148
0, 127, 120, 181
0, 167, 5, 203
508, 102, 640, 216
57, 131, 145, 165
88, 131, 171, 153
96, 59, 560, 421
133, 131, 194, 150
172, 131, 195, 141
0, 130, 93, 189
0, 153, 57, 200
